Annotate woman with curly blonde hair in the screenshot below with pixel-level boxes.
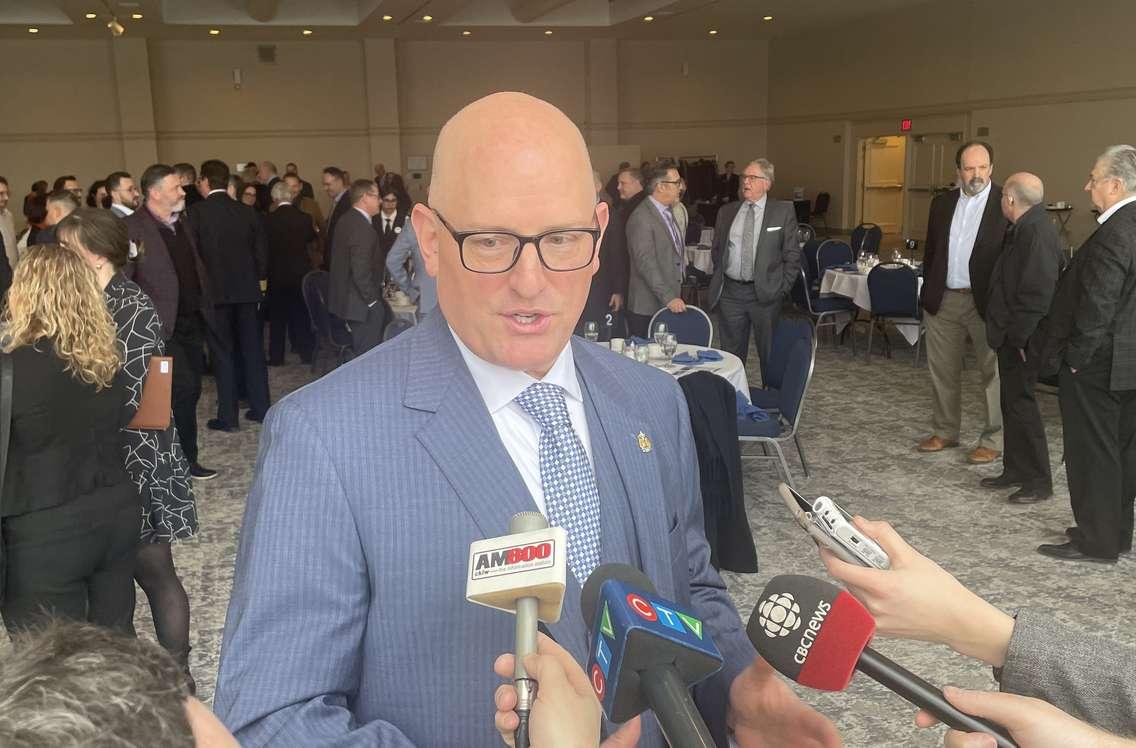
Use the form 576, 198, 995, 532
0, 243, 139, 636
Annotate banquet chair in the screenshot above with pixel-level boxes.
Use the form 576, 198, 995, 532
750, 317, 815, 412
648, 305, 713, 347
816, 239, 854, 277
790, 268, 858, 354
866, 262, 923, 366
738, 338, 815, 487
801, 238, 824, 290
796, 223, 817, 246
850, 223, 883, 256
302, 270, 355, 375
811, 192, 831, 236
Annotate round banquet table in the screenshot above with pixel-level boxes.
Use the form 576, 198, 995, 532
820, 268, 923, 345
684, 245, 713, 274
646, 343, 750, 402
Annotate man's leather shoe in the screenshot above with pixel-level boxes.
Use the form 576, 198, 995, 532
966, 447, 1001, 464
917, 436, 959, 453
245, 410, 264, 423
1065, 527, 1130, 552
980, 474, 1021, 489
207, 418, 239, 433
1007, 485, 1052, 504
1037, 542, 1116, 564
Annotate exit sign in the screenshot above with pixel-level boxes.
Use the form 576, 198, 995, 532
900, 119, 913, 132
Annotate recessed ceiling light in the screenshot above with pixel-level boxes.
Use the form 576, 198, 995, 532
302, 29, 313, 35
643, 15, 654, 22
421, 14, 433, 22
544, 29, 553, 35
85, 12, 97, 19
462, 30, 472, 36
132, 12, 143, 20
708, 29, 718, 35
209, 28, 221, 35
28, 27, 39, 33
763, 15, 774, 21
381, 14, 393, 21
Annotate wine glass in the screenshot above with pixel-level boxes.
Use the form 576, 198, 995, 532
661, 332, 678, 360
654, 322, 668, 346
584, 321, 599, 343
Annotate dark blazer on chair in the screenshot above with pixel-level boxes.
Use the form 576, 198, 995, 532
185, 192, 267, 305
1041, 200, 1136, 390
920, 184, 1008, 318
985, 203, 1065, 352
2, 342, 130, 518
708, 199, 800, 308
323, 192, 353, 271
328, 208, 381, 323
124, 206, 215, 339
265, 203, 317, 292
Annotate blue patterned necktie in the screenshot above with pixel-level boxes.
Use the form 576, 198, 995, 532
514, 382, 602, 583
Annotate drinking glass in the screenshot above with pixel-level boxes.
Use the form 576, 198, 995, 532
584, 321, 599, 343
662, 333, 678, 360
654, 322, 668, 346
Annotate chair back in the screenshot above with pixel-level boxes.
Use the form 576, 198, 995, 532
790, 268, 813, 314
648, 305, 713, 346
867, 262, 920, 318
383, 317, 414, 342
796, 223, 816, 245
765, 318, 814, 391
777, 338, 815, 432
850, 223, 883, 255
816, 239, 854, 277
801, 239, 824, 287
301, 270, 352, 347
813, 192, 831, 214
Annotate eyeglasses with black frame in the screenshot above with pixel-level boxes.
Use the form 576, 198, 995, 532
430, 207, 601, 274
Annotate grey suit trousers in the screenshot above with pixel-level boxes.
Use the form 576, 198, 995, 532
716, 278, 780, 380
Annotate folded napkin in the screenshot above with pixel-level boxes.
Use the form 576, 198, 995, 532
832, 263, 859, 271
671, 349, 723, 364
628, 336, 652, 346
736, 391, 771, 421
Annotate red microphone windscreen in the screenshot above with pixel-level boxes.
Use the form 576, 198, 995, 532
746, 575, 876, 691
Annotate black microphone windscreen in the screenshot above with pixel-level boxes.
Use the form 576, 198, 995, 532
580, 563, 657, 627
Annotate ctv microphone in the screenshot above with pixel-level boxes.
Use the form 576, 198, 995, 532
747, 575, 1017, 748
581, 564, 722, 748
466, 513, 567, 748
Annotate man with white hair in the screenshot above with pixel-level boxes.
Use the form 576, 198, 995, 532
1037, 145, 1136, 563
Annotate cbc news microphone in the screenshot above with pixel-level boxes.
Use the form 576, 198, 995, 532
747, 575, 1017, 748
466, 512, 567, 748
581, 563, 722, 748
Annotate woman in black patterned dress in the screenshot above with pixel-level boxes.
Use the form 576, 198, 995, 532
58, 209, 199, 690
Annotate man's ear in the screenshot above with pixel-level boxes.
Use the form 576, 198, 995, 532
412, 204, 440, 279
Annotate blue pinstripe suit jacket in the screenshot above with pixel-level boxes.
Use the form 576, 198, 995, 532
213, 311, 757, 746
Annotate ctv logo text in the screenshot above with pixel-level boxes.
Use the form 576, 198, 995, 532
625, 593, 704, 640
470, 541, 554, 580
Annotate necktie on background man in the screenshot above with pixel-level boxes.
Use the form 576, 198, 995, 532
385, 218, 392, 235
514, 382, 601, 584
740, 203, 756, 281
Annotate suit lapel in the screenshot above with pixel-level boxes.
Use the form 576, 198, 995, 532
572, 341, 676, 602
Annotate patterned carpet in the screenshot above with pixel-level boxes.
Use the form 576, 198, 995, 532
50, 320, 1136, 745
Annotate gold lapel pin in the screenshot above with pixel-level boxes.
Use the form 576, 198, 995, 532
637, 431, 652, 453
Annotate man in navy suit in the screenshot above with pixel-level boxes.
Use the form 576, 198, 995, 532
214, 92, 839, 747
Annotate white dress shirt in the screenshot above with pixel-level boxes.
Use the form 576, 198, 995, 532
1097, 194, 1136, 225
111, 203, 135, 217
725, 195, 767, 280
946, 181, 992, 289
0, 208, 16, 269
451, 328, 593, 515
380, 210, 397, 232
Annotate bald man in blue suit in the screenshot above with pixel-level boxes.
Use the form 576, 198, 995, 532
213, 93, 839, 748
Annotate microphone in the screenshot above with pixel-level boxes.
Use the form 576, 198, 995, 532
746, 575, 1017, 748
581, 563, 722, 748
466, 512, 568, 748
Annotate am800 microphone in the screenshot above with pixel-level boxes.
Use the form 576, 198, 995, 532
466, 513, 567, 748
747, 575, 1017, 748
581, 564, 722, 748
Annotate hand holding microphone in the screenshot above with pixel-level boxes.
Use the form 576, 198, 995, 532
492, 633, 642, 748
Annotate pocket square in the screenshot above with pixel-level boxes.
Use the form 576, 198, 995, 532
765, 226, 782, 232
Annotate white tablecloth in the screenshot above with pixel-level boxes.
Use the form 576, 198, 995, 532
820, 269, 923, 345
655, 344, 749, 401
684, 246, 713, 274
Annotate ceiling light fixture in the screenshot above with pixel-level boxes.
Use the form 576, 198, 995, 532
763, 15, 773, 21
643, 15, 654, 22
28, 27, 39, 33
85, 12, 97, 19
132, 13, 143, 20
462, 30, 472, 36
422, 14, 433, 22
302, 29, 313, 36
708, 29, 718, 35
108, 17, 125, 36
544, 29, 553, 35
209, 28, 221, 35
381, 14, 393, 21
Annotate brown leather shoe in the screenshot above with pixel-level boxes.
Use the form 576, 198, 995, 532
966, 446, 1002, 464
917, 436, 959, 453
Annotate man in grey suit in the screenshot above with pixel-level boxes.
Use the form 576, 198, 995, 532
328, 179, 387, 354
385, 218, 436, 319
214, 92, 839, 748
708, 158, 800, 377
625, 164, 688, 338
